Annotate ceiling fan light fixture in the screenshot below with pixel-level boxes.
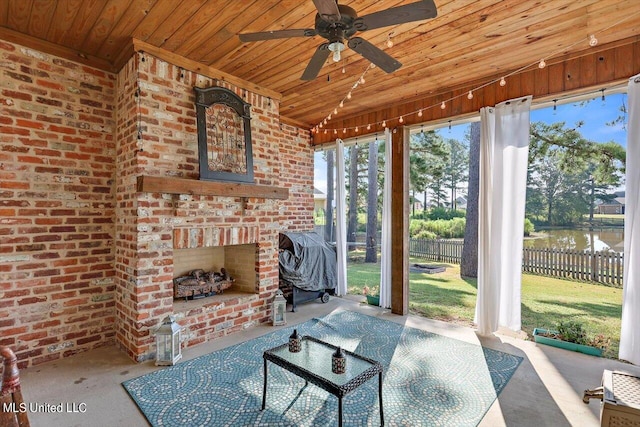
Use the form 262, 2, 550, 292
328, 41, 345, 62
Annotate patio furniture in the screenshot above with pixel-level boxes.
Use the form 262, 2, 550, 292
583, 370, 640, 427
262, 335, 384, 426
1, 346, 30, 427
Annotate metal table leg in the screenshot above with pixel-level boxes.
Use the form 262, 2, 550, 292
261, 358, 267, 410
379, 372, 384, 426
338, 396, 343, 427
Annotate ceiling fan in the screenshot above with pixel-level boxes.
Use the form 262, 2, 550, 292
238, 0, 437, 80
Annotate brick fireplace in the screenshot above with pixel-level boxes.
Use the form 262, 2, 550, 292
114, 51, 314, 362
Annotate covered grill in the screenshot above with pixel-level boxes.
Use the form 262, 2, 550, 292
278, 231, 336, 311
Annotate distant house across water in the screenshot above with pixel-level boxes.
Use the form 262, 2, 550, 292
596, 191, 625, 215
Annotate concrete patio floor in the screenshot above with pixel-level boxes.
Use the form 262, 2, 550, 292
17, 295, 640, 426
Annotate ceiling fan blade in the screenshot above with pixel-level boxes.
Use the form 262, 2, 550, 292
239, 28, 316, 42
348, 37, 401, 74
357, 0, 437, 31
312, 0, 341, 23
301, 43, 330, 81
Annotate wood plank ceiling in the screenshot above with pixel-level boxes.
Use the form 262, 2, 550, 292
1, 0, 639, 134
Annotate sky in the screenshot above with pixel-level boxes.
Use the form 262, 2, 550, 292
314, 92, 629, 194
438, 92, 628, 146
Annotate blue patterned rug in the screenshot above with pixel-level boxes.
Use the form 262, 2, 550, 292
123, 310, 522, 426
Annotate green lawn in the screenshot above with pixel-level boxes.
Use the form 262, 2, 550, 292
346, 258, 623, 358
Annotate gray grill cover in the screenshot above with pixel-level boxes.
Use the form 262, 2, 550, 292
278, 232, 337, 292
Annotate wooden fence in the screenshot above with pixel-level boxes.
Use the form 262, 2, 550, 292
522, 248, 624, 286
409, 238, 624, 287
409, 239, 464, 264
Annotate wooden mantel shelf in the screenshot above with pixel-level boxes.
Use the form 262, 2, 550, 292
136, 175, 289, 199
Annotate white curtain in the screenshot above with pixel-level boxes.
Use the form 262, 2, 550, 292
619, 74, 640, 365
475, 96, 532, 335
379, 128, 392, 308
335, 139, 348, 296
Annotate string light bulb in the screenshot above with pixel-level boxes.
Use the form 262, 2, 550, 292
334, 129, 337, 134
538, 59, 546, 69
355, 126, 359, 132
418, 109, 423, 117
367, 124, 371, 130
440, 101, 446, 109
589, 34, 598, 47
347, 92, 352, 100
500, 77, 506, 86
343, 128, 347, 134
359, 76, 365, 84
382, 120, 386, 127
467, 91, 474, 100
334, 108, 338, 115
399, 116, 404, 123
339, 100, 344, 108
386, 33, 394, 48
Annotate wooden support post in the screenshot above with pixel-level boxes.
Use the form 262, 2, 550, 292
390, 128, 409, 315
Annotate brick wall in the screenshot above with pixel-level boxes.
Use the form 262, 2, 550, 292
0, 39, 314, 367
0, 40, 116, 368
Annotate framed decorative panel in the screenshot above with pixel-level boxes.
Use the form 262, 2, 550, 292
194, 86, 254, 183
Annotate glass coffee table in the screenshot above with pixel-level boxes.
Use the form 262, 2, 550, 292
262, 335, 384, 426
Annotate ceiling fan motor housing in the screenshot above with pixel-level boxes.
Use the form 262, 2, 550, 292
315, 5, 359, 42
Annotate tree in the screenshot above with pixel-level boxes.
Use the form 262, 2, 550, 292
409, 131, 448, 213
527, 122, 624, 225
442, 138, 469, 210
426, 176, 448, 208
365, 140, 379, 262
461, 122, 480, 278
529, 122, 625, 179
527, 149, 582, 225
347, 145, 359, 250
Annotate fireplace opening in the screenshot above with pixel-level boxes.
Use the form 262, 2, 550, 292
173, 244, 257, 301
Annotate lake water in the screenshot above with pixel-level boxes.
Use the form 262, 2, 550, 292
523, 228, 624, 253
